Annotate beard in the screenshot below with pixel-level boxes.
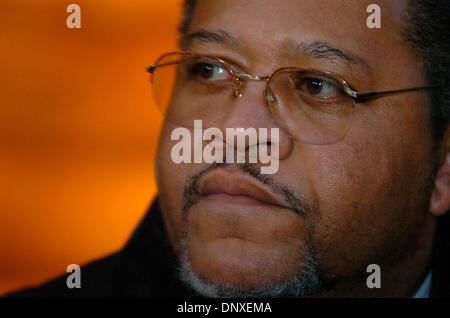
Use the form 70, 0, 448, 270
176, 162, 323, 297
177, 237, 322, 298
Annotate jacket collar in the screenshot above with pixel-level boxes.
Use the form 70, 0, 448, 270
111, 198, 196, 297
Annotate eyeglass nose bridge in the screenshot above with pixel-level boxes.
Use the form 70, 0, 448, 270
232, 72, 270, 98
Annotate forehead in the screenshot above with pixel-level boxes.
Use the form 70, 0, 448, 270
188, 0, 411, 77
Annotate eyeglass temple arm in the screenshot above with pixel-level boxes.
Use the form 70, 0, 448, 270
349, 86, 438, 103
146, 61, 180, 73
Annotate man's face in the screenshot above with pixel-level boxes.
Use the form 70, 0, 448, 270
156, 0, 436, 296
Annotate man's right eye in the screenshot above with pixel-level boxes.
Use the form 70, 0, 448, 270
187, 62, 230, 81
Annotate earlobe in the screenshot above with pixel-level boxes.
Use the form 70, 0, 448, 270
430, 153, 450, 216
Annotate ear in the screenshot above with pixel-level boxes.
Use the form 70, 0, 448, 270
430, 129, 450, 216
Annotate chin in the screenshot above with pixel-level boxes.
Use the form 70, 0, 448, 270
177, 237, 322, 298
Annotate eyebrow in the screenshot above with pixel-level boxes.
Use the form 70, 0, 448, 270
181, 29, 371, 75
291, 41, 371, 75
181, 29, 241, 49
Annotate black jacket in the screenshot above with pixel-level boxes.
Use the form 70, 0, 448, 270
6, 198, 450, 297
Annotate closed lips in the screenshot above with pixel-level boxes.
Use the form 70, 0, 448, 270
198, 169, 290, 210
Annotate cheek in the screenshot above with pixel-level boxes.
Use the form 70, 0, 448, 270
303, 118, 434, 276
156, 125, 192, 251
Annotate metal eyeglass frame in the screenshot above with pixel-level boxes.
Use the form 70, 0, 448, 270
147, 51, 437, 105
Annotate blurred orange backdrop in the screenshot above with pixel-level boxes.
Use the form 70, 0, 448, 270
0, 0, 182, 295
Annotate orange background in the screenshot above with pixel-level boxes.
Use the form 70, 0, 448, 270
0, 0, 181, 295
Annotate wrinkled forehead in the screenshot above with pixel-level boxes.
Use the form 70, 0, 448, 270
187, 0, 411, 74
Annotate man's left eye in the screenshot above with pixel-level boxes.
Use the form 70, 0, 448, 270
299, 78, 339, 99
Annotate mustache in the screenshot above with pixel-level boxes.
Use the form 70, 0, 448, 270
182, 162, 314, 218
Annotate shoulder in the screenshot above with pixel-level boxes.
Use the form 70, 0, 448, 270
5, 253, 120, 298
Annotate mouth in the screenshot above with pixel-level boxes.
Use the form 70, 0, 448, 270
198, 168, 291, 210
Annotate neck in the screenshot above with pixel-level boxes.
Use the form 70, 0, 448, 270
314, 214, 436, 297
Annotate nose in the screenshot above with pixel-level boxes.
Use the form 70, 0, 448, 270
213, 79, 293, 162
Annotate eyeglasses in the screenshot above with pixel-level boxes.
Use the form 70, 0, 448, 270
147, 51, 435, 145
